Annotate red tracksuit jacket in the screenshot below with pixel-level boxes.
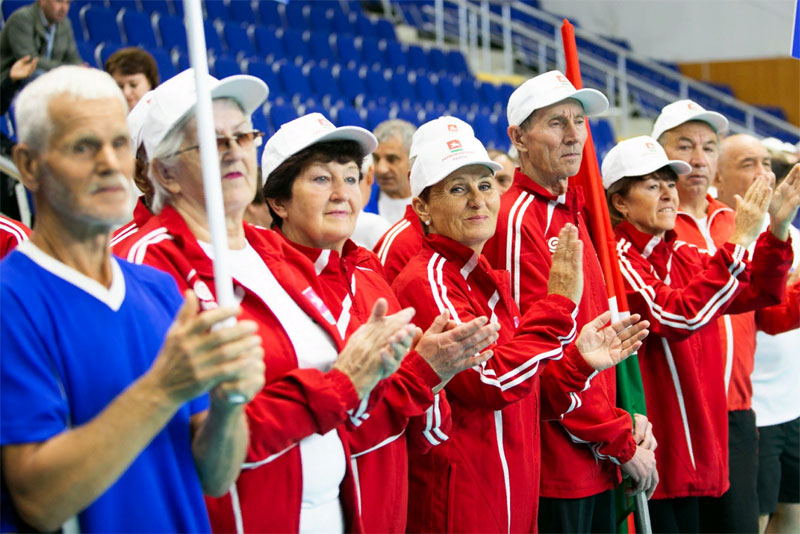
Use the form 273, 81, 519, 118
393, 234, 598, 533
113, 206, 369, 533
614, 220, 792, 499
276, 233, 447, 533
0, 214, 30, 259
111, 196, 153, 247
373, 204, 424, 283
483, 171, 636, 499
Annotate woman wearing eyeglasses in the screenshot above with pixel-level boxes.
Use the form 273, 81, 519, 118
113, 71, 419, 533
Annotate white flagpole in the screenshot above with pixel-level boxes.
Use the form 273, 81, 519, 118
183, 0, 245, 403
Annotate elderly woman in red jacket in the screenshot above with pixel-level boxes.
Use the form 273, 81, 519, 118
602, 135, 798, 533
260, 112, 502, 533
390, 118, 650, 533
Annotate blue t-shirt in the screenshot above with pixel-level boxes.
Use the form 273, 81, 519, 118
0, 243, 210, 533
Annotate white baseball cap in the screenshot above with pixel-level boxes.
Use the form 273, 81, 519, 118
138, 69, 269, 158
650, 99, 728, 142
410, 125, 502, 197
506, 70, 609, 127
127, 87, 155, 155
601, 135, 692, 189
409, 116, 474, 163
261, 113, 378, 180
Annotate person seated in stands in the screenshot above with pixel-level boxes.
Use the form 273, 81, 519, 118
351, 153, 391, 249
1, 65, 264, 533
488, 147, 517, 195
105, 47, 160, 111
0, 0, 81, 84
369, 119, 415, 224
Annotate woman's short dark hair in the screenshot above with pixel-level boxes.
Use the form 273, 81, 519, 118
104, 47, 160, 90
263, 140, 365, 228
606, 166, 678, 226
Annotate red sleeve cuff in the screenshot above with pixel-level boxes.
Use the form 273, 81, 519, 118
326, 368, 361, 411
564, 343, 596, 378
402, 350, 442, 389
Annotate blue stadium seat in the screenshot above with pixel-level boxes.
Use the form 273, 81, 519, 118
436, 76, 460, 109
458, 78, 481, 107
252, 25, 283, 61
308, 4, 333, 34
590, 118, 616, 163
76, 41, 96, 66
282, 1, 307, 29
203, 0, 228, 22
155, 14, 186, 53
1, 1, 28, 22
267, 102, 299, 131
406, 45, 429, 73
333, 105, 366, 128
307, 32, 336, 67
145, 47, 175, 80
393, 106, 420, 126
472, 113, 498, 147
212, 56, 241, 78
389, 72, 414, 105
445, 50, 469, 75
174, 50, 189, 71
353, 14, 377, 39
140, 0, 171, 16
245, 60, 282, 99
308, 65, 342, 102
428, 48, 447, 74
276, 61, 313, 102
82, 6, 122, 44
479, 81, 501, 107
330, 8, 352, 34
223, 23, 255, 58
278, 28, 310, 65
119, 9, 157, 47
251, 107, 270, 143
298, 102, 328, 118
375, 18, 396, 41
413, 72, 439, 106
335, 66, 366, 103
69, 3, 87, 41
257, 0, 282, 27
384, 41, 406, 72
203, 20, 224, 53
97, 41, 123, 69
364, 69, 391, 105
334, 35, 360, 68
359, 37, 385, 70
229, 0, 255, 24
171, 0, 183, 18
106, 0, 139, 12
366, 106, 391, 131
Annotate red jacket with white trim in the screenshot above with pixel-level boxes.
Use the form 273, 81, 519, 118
392, 234, 597, 533
0, 215, 30, 259
674, 195, 758, 411
276, 232, 447, 533
483, 171, 636, 498
112, 206, 367, 533
614, 220, 792, 499
110, 197, 153, 247
757, 279, 800, 334
373, 204, 424, 283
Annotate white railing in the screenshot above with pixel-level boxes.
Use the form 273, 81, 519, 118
425, 0, 800, 141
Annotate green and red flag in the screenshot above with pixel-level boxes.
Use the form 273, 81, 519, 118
560, 19, 650, 534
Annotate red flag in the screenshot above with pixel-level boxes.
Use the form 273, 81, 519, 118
561, 19, 648, 534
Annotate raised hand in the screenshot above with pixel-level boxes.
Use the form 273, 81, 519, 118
575, 311, 650, 371
768, 163, 800, 241
334, 298, 416, 399
146, 291, 266, 406
547, 223, 584, 305
731, 175, 772, 248
412, 310, 499, 391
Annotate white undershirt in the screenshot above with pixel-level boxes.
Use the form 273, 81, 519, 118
377, 193, 411, 225
690, 214, 717, 253
198, 240, 346, 533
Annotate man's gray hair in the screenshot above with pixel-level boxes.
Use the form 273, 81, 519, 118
147, 97, 250, 214
373, 119, 416, 153
15, 66, 127, 151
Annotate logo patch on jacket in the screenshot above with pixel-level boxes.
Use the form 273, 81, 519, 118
302, 286, 337, 325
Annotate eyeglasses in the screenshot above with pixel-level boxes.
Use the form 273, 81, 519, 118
170, 130, 265, 157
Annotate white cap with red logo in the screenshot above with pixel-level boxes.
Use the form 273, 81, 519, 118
261, 112, 378, 181
409, 116, 475, 163
410, 119, 502, 197
601, 135, 692, 189
506, 70, 609, 127
650, 99, 728, 142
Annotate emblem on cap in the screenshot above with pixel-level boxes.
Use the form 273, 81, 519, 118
447, 124, 458, 131
447, 139, 463, 152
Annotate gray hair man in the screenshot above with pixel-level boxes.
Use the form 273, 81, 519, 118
372, 118, 416, 224
483, 70, 658, 533
1, 66, 264, 532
